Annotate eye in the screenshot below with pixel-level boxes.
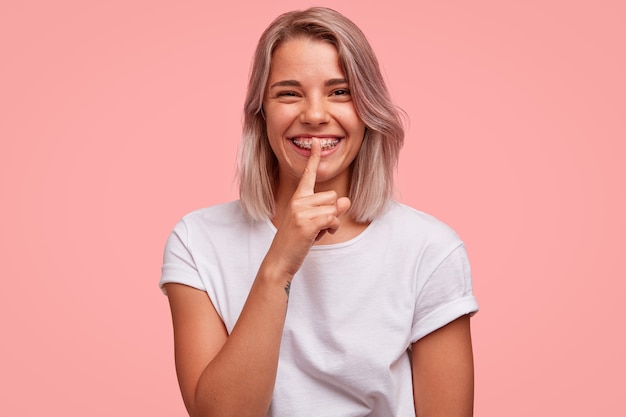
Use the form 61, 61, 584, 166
276, 91, 298, 97
332, 89, 350, 96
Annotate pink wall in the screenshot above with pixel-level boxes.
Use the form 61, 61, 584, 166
1, 0, 624, 415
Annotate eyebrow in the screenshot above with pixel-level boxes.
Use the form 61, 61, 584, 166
269, 78, 348, 89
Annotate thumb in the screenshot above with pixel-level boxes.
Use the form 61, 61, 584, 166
326, 197, 352, 236
336, 196, 351, 218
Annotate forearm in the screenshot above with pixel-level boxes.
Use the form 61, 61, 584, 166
184, 141, 344, 416
190, 262, 290, 417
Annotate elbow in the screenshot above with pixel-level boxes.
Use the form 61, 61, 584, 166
188, 389, 270, 417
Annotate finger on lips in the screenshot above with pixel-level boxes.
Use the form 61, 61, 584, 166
295, 138, 321, 197
289, 138, 346, 241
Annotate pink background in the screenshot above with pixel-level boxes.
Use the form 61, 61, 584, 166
1, 0, 624, 415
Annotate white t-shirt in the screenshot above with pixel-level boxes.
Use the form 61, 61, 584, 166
160, 200, 478, 416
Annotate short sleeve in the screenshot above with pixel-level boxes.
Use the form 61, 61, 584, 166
159, 219, 206, 295
410, 243, 478, 342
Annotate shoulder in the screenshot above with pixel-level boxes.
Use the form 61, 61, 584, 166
181, 200, 248, 223
166, 200, 256, 244
367, 201, 468, 275
177, 200, 250, 229
380, 202, 463, 248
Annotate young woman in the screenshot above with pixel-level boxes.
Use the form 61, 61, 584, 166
161, 7, 478, 417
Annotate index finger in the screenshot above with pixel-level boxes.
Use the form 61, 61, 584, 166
294, 138, 321, 197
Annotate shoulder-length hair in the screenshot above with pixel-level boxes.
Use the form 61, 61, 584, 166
238, 7, 405, 223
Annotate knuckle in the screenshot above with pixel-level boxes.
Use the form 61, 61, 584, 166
293, 211, 307, 224
290, 198, 303, 211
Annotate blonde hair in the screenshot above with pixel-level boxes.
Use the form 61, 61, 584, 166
238, 7, 405, 222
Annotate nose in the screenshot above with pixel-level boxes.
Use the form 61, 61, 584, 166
300, 97, 330, 125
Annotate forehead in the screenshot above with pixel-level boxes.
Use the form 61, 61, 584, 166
268, 37, 344, 81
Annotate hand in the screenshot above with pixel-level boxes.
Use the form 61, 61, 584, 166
265, 139, 351, 278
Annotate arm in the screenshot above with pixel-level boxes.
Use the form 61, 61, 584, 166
165, 140, 350, 417
165, 266, 289, 417
411, 314, 475, 417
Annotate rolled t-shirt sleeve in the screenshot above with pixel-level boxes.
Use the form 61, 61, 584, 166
159, 219, 206, 294
411, 243, 478, 343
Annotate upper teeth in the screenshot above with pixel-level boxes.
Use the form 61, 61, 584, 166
292, 137, 340, 149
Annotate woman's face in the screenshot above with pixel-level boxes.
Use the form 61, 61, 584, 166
263, 37, 366, 191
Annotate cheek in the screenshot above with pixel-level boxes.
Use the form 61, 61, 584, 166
346, 120, 366, 139
335, 108, 365, 132
265, 120, 284, 143
266, 111, 297, 136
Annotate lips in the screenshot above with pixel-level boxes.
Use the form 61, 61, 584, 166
290, 136, 341, 150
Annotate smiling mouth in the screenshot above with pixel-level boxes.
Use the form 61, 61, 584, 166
291, 137, 341, 150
